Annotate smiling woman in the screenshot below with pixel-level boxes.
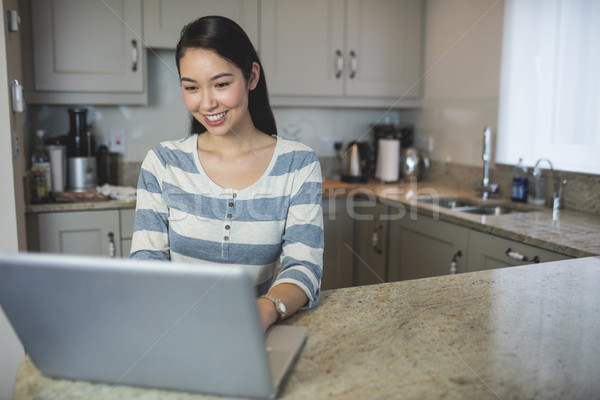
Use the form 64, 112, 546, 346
130, 16, 324, 333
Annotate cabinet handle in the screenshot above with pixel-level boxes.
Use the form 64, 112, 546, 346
131, 39, 138, 72
450, 250, 462, 275
335, 50, 343, 78
349, 50, 357, 79
108, 232, 116, 258
372, 224, 383, 254
505, 248, 540, 263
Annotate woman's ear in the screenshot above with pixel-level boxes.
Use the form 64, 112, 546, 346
248, 62, 260, 91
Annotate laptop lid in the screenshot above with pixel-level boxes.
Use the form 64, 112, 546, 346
0, 252, 305, 399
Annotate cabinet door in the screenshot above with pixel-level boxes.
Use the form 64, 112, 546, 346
467, 230, 570, 272
143, 0, 259, 49
345, 0, 423, 98
388, 215, 468, 281
260, 0, 345, 96
38, 210, 121, 257
322, 197, 354, 290
30, 0, 144, 93
353, 199, 388, 286
120, 208, 135, 257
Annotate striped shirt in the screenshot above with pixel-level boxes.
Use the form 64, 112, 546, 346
130, 135, 323, 308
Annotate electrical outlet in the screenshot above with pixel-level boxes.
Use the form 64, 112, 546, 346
109, 129, 127, 155
415, 136, 434, 152
320, 136, 341, 156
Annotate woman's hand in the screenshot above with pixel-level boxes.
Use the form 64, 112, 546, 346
256, 283, 309, 332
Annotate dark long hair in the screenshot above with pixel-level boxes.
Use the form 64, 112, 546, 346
175, 16, 277, 136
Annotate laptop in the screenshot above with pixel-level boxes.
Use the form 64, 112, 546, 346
0, 252, 306, 399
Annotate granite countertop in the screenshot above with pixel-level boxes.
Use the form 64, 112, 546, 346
13, 256, 600, 399
323, 179, 600, 258
26, 180, 600, 257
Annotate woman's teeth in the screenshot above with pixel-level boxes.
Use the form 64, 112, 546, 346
206, 111, 227, 122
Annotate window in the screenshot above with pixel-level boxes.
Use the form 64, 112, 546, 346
496, 0, 600, 174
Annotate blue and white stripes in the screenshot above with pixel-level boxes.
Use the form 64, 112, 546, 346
130, 135, 323, 308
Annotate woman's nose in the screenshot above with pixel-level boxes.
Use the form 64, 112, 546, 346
200, 90, 217, 110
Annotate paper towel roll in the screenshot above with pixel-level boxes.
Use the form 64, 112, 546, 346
47, 145, 67, 192
376, 139, 400, 182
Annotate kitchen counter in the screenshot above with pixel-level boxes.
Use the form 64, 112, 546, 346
25, 180, 600, 257
323, 180, 600, 258
12, 256, 600, 399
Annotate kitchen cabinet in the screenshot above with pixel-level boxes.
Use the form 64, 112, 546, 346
388, 215, 468, 281
120, 208, 135, 257
260, 0, 423, 107
466, 230, 570, 272
25, 0, 146, 105
27, 209, 135, 258
352, 197, 389, 286
322, 197, 354, 290
142, 0, 259, 49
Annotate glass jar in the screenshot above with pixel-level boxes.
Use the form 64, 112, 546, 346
29, 169, 49, 204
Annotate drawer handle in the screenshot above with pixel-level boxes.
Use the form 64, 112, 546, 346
108, 232, 116, 258
505, 248, 540, 263
335, 50, 343, 78
450, 250, 462, 275
372, 224, 383, 254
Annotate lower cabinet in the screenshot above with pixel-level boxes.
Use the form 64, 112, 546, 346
352, 198, 389, 286
466, 230, 570, 271
27, 208, 135, 258
322, 197, 354, 290
388, 215, 468, 281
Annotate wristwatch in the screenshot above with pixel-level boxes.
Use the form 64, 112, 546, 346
260, 295, 287, 320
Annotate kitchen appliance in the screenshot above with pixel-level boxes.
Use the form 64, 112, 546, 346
96, 145, 119, 186
402, 147, 420, 181
66, 108, 97, 191
339, 141, 371, 183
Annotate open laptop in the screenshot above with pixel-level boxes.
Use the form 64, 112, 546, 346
0, 252, 306, 399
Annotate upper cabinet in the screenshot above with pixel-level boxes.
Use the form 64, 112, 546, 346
26, 0, 146, 105
260, 0, 423, 107
143, 0, 259, 49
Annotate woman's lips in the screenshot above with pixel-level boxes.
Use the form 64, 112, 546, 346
203, 111, 228, 126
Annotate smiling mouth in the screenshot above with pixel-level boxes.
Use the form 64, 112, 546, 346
204, 111, 228, 122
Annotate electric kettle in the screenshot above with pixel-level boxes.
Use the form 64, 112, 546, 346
339, 141, 371, 183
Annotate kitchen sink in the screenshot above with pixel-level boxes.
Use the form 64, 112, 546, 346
416, 196, 535, 215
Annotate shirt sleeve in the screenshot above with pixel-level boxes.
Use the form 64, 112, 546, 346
129, 147, 171, 260
271, 150, 324, 309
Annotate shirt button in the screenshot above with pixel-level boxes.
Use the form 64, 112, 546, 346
233, 193, 237, 198
228, 202, 234, 207
225, 225, 230, 230
224, 236, 229, 241
227, 214, 232, 218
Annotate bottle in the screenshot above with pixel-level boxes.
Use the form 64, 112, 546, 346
511, 158, 528, 202
31, 129, 52, 195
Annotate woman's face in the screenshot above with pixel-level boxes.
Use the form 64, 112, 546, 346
179, 48, 259, 136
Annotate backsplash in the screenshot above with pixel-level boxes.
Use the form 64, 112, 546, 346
423, 161, 600, 215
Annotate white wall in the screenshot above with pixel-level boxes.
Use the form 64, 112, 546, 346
416, 0, 505, 166
0, 16, 25, 400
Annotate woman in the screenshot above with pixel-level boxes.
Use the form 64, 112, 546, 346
130, 16, 323, 331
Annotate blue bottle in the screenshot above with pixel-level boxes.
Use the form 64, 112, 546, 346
511, 158, 528, 202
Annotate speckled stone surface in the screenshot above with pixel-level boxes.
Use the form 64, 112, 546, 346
323, 180, 600, 258
13, 257, 600, 399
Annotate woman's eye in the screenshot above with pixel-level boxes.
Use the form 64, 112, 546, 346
215, 82, 230, 88
183, 85, 197, 91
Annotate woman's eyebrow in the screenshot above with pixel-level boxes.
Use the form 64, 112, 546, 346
180, 73, 234, 83
210, 72, 234, 81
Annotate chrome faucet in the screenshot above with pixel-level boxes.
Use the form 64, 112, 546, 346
477, 126, 499, 199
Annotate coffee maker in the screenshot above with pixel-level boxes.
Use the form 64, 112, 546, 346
66, 108, 97, 191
